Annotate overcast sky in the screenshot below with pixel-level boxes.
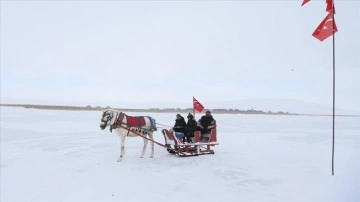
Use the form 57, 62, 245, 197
1, 0, 359, 111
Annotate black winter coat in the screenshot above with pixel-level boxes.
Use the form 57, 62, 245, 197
185, 118, 198, 137
173, 117, 186, 133
198, 115, 215, 133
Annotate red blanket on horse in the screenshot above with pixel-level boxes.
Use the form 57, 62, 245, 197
126, 116, 146, 128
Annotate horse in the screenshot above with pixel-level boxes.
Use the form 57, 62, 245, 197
99, 109, 157, 162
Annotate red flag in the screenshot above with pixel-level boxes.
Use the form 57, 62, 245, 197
326, 0, 335, 13
193, 97, 204, 112
301, 0, 310, 6
312, 11, 338, 41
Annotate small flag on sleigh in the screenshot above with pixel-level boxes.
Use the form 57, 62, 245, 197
193, 97, 204, 112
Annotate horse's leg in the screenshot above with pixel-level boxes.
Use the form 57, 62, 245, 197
118, 134, 126, 162
140, 134, 148, 158
148, 132, 154, 158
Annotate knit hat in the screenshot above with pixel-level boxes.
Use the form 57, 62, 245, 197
187, 113, 193, 118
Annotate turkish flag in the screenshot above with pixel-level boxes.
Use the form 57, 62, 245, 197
312, 11, 338, 41
326, 0, 335, 13
301, 0, 310, 6
193, 97, 204, 112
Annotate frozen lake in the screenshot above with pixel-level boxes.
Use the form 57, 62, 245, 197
1, 107, 359, 202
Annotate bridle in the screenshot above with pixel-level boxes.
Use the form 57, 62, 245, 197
100, 110, 115, 131
101, 111, 128, 132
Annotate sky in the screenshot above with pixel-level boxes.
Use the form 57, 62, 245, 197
1, 107, 360, 202
1, 0, 359, 111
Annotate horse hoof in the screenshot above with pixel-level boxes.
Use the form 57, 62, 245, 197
140, 156, 144, 158
117, 158, 122, 162
150, 156, 154, 158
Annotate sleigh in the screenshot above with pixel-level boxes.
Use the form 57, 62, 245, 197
161, 125, 219, 157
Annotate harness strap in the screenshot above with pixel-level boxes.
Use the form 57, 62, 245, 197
136, 117, 142, 128
113, 112, 125, 129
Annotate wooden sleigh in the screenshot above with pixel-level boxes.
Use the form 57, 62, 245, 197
161, 126, 219, 157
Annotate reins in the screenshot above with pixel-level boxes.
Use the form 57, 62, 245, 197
155, 122, 173, 129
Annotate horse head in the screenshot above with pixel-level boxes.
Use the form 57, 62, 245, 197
100, 110, 115, 131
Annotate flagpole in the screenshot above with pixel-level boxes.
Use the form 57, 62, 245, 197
302, 0, 337, 176
331, 6, 336, 176
193, 96, 195, 119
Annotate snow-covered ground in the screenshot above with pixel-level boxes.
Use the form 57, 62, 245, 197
1, 107, 359, 202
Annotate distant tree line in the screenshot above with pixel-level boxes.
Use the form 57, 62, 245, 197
144, 108, 291, 115
1, 104, 293, 115
86, 106, 291, 115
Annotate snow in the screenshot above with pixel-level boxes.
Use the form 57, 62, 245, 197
1, 106, 359, 202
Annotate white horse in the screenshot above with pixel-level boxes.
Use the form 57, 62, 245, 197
99, 109, 157, 162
